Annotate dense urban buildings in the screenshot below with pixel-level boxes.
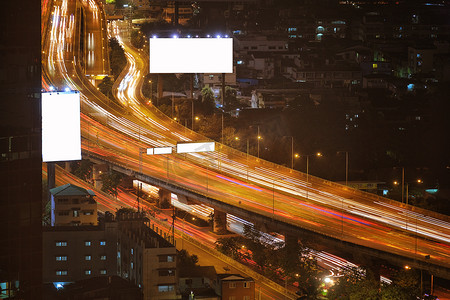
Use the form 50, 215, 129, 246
0, 0, 42, 298
0, 0, 449, 298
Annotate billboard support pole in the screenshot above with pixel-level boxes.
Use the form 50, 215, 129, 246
221, 73, 225, 107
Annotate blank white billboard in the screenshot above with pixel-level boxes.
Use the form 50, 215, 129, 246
149, 38, 233, 73
177, 142, 215, 154
42, 92, 81, 162
147, 147, 172, 155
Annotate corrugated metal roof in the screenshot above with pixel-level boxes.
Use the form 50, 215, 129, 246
49, 183, 95, 197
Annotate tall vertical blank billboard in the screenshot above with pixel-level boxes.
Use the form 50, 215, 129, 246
42, 91, 82, 162
149, 38, 233, 73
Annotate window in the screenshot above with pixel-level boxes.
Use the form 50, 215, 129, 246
100, 269, 107, 275
158, 285, 175, 292
228, 297, 236, 300
73, 210, 79, 217
158, 269, 175, 277
100, 241, 106, 246
251, 46, 257, 50
244, 281, 250, 288
159, 255, 175, 262
58, 211, 69, 216
244, 296, 250, 300
85, 270, 91, 275
131, 248, 134, 255
83, 211, 93, 215
373, 63, 378, 69
229, 282, 236, 288
100, 255, 107, 261
56, 270, 68, 276
85, 255, 91, 261
56, 241, 67, 247
185, 279, 192, 285
56, 256, 67, 261
131, 262, 134, 269
85, 241, 91, 246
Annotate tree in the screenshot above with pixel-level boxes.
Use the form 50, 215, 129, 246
101, 170, 122, 197
98, 76, 114, 101
328, 267, 379, 300
130, 29, 145, 49
109, 38, 126, 78
214, 237, 243, 260
177, 249, 199, 270
70, 159, 93, 181
224, 86, 239, 111
381, 268, 420, 300
200, 86, 216, 112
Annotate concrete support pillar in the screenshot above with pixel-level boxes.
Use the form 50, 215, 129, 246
213, 209, 227, 234
93, 163, 108, 190
157, 74, 163, 99
47, 162, 55, 203
284, 234, 299, 256
64, 161, 72, 172
368, 259, 381, 287
158, 188, 171, 208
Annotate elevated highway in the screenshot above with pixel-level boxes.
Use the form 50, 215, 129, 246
44, 0, 450, 280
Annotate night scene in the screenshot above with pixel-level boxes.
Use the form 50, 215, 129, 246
1, 0, 450, 299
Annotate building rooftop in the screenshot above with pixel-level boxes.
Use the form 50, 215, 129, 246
50, 183, 96, 197
217, 274, 254, 282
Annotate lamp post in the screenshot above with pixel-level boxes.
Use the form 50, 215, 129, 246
191, 100, 194, 130
221, 113, 224, 144
302, 152, 322, 183
257, 125, 262, 158
148, 80, 153, 105
337, 151, 349, 186
301, 153, 322, 199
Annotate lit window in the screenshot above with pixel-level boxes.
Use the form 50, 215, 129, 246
56, 270, 68, 276
56, 256, 67, 261
100, 269, 107, 275
73, 210, 79, 217
56, 241, 67, 247
158, 285, 175, 292
85, 241, 91, 246
100, 255, 107, 260
131, 262, 134, 269
373, 63, 378, 69
85, 270, 91, 275
85, 255, 91, 261
131, 248, 134, 255
244, 281, 250, 288
167, 255, 174, 262
100, 241, 106, 246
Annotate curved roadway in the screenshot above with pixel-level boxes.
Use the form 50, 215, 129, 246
44, 0, 450, 276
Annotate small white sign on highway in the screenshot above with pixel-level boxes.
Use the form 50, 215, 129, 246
147, 147, 172, 155
176, 142, 215, 154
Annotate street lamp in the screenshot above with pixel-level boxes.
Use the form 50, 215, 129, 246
301, 152, 322, 183
337, 151, 349, 186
